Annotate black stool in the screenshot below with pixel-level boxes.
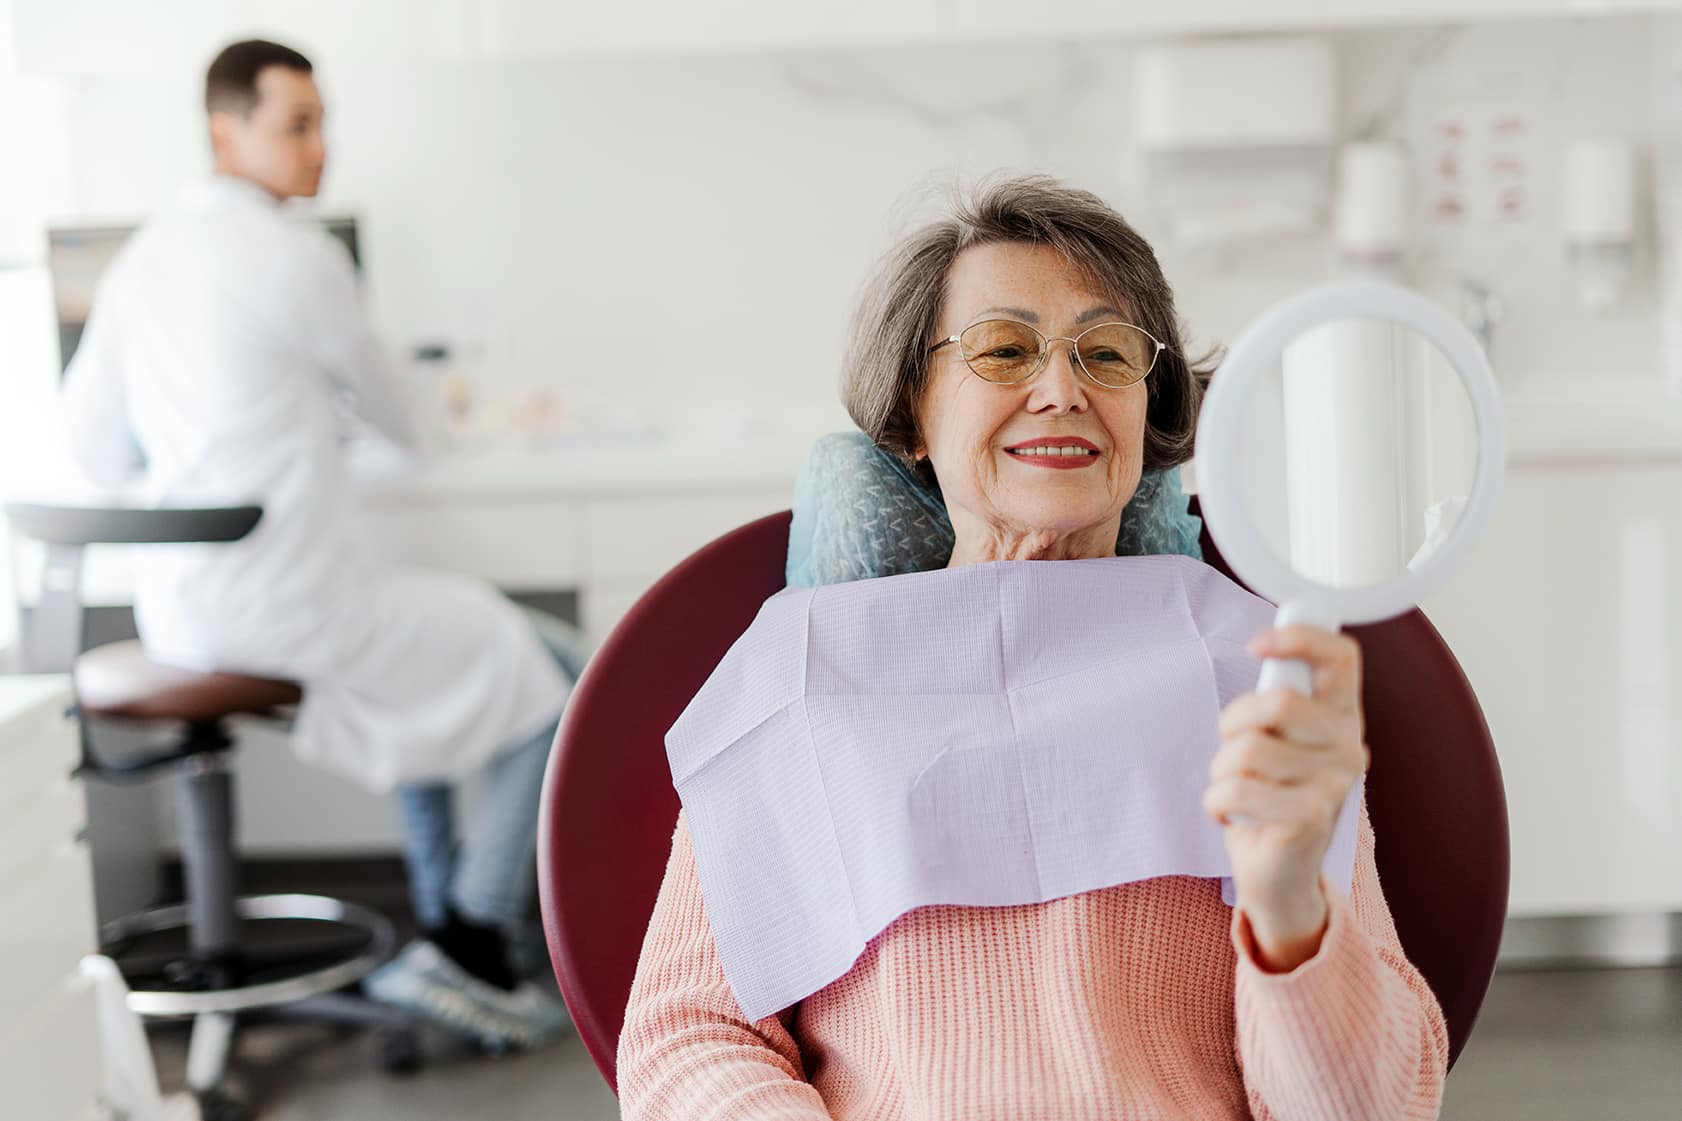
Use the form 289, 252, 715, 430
7, 502, 419, 1121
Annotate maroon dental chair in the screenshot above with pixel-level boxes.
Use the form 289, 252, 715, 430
537, 504, 1509, 1092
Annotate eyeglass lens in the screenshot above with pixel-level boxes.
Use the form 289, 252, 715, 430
957, 319, 1155, 388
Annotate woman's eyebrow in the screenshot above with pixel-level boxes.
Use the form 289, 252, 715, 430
1076, 305, 1129, 325
974, 305, 1040, 323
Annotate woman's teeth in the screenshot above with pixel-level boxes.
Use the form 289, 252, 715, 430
1008, 446, 1097, 457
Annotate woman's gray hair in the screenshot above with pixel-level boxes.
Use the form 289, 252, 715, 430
842, 175, 1213, 479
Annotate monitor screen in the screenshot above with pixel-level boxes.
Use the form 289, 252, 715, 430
47, 216, 361, 374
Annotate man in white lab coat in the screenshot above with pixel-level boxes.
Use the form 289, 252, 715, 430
60, 39, 573, 1049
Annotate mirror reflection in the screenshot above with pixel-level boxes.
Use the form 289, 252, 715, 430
1236, 317, 1480, 590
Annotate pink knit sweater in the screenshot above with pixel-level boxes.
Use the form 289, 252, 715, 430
618, 801, 1447, 1120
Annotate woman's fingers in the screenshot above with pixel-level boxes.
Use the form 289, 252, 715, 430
1209, 624, 1369, 845
1209, 729, 1321, 786
1246, 625, 1363, 715
1206, 730, 1368, 817
1202, 773, 1342, 832
1218, 686, 1355, 749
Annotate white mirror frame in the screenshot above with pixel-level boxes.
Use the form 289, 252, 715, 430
1194, 279, 1507, 626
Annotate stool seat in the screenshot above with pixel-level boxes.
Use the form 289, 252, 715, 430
75, 640, 302, 721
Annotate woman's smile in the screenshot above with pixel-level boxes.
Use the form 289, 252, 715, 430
1002, 436, 1102, 470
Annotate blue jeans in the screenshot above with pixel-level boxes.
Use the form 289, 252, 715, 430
393, 624, 587, 931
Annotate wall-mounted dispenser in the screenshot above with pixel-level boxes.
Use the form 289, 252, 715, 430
1563, 138, 1638, 311
1335, 141, 1408, 281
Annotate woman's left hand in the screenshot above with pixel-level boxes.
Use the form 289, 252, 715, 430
1203, 624, 1370, 972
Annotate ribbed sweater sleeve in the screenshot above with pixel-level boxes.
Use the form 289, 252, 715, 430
617, 813, 833, 1121
1231, 802, 1450, 1121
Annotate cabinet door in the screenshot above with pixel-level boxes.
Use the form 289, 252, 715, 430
2, 981, 100, 1121
580, 489, 786, 644
0, 683, 98, 1121
13, 0, 245, 76
479, 0, 938, 57
12, 0, 480, 74
1319, 0, 1682, 25
243, 0, 481, 63
355, 495, 588, 587
1421, 462, 1682, 915
938, 0, 1317, 39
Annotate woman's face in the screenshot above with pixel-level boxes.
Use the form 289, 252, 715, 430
915, 241, 1149, 561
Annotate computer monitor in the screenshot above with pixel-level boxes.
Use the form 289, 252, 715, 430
47, 216, 361, 374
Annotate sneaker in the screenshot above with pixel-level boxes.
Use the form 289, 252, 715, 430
505, 918, 551, 980
365, 939, 573, 1052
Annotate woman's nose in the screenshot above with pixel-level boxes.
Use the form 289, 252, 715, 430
1026, 339, 1089, 413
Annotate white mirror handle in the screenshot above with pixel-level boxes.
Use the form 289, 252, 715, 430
1227, 601, 1341, 829
1258, 655, 1313, 697
1256, 601, 1341, 699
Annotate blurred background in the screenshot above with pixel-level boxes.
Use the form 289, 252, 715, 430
1, 1, 1680, 1118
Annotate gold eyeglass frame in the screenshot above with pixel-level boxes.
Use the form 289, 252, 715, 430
929, 318, 1166, 389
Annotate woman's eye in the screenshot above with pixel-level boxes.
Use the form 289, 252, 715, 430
987, 347, 1025, 359
1087, 348, 1122, 362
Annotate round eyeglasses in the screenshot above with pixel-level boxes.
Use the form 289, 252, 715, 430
930, 319, 1165, 389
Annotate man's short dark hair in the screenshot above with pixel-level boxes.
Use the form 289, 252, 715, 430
205, 39, 313, 118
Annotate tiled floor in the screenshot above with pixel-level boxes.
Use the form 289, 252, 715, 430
152, 966, 1682, 1120
151, 1018, 621, 1121
1439, 966, 1682, 1121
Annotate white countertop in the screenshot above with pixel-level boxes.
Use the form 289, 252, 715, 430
349, 403, 850, 502
353, 434, 816, 502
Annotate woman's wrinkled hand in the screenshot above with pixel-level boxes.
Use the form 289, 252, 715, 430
1202, 624, 1369, 972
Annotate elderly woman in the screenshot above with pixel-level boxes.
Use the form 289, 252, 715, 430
617, 177, 1447, 1120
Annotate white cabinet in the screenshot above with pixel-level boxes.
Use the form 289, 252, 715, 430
13, 0, 232, 76
359, 494, 588, 589
12, 0, 481, 74
1319, 0, 1682, 25
354, 482, 788, 647
480, 0, 937, 56
17, 0, 1682, 73
1421, 461, 1682, 916
347, 436, 814, 648
13, 0, 941, 72
482, 0, 1321, 53
579, 489, 787, 641
939, 0, 1316, 39
242, 0, 484, 64
0, 676, 101, 1121
1, 981, 102, 1121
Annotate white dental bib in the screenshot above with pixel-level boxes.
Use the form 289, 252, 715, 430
666, 554, 1362, 1022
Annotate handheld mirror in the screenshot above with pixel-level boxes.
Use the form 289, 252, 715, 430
1194, 279, 1506, 698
